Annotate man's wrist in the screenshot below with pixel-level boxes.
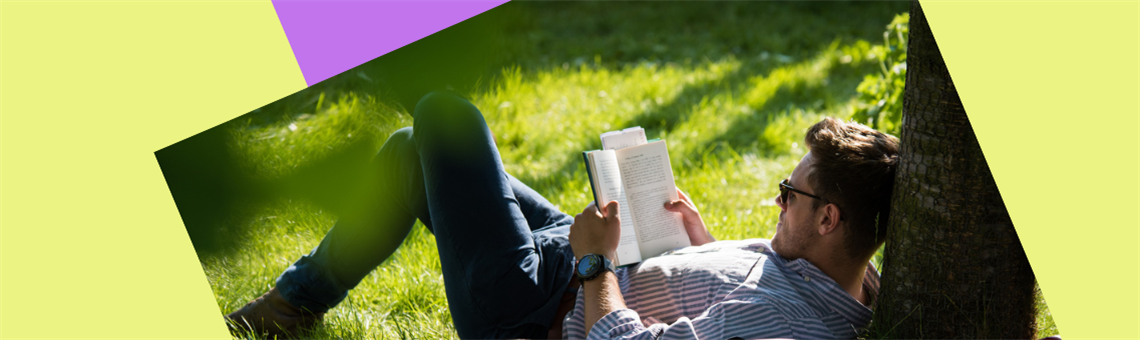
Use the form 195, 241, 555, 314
582, 270, 617, 287
577, 253, 616, 282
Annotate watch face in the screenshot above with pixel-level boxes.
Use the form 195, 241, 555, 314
577, 255, 598, 276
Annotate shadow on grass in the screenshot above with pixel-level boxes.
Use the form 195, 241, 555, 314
514, 44, 882, 197
696, 54, 880, 159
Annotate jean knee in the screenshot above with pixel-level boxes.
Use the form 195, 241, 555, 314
375, 127, 416, 163
413, 92, 487, 135
374, 127, 424, 196
413, 91, 476, 120
371, 126, 431, 226
411, 92, 494, 161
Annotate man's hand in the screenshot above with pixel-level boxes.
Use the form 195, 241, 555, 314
570, 201, 621, 261
664, 188, 716, 246
571, 202, 628, 337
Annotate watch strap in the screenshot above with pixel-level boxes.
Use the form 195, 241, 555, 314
577, 253, 615, 282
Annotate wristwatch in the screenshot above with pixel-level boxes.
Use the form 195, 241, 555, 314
576, 253, 615, 282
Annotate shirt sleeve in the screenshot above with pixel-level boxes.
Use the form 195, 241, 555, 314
586, 309, 662, 340
585, 299, 803, 340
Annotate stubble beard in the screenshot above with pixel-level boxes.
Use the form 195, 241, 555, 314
772, 212, 793, 256
772, 212, 814, 260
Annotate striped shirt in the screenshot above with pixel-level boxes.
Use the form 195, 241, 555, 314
562, 239, 880, 340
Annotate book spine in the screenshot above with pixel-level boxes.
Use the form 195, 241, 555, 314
582, 151, 602, 208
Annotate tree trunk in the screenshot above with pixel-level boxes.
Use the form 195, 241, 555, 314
871, 2, 1038, 338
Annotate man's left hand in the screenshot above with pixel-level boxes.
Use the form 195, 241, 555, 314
569, 201, 621, 261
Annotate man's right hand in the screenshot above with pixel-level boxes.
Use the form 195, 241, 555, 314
664, 188, 716, 246
570, 201, 622, 262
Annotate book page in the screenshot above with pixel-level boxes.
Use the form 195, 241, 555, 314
600, 126, 648, 150
614, 140, 691, 260
588, 150, 643, 266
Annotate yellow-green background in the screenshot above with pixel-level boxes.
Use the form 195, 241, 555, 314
1, 1, 303, 339
0, 1, 1135, 339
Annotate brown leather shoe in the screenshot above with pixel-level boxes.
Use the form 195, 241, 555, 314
225, 287, 325, 338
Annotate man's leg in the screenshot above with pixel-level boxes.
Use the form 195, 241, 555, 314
410, 91, 576, 338
233, 92, 575, 338
273, 121, 575, 320
226, 128, 425, 337
271, 127, 423, 316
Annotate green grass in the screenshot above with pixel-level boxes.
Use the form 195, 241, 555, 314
186, 2, 1058, 339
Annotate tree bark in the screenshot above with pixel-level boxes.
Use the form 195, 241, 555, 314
871, 2, 1038, 338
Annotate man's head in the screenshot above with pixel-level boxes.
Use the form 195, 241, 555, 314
772, 117, 899, 262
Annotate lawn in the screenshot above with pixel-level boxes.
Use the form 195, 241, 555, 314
168, 2, 1056, 339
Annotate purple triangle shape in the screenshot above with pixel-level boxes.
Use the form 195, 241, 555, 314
272, 0, 509, 86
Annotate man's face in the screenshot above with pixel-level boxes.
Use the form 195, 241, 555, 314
771, 152, 820, 260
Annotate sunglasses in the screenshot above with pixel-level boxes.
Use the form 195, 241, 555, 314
778, 178, 826, 205
778, 178, 845, 219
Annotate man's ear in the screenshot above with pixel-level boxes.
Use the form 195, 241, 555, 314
816, 203, 842, 236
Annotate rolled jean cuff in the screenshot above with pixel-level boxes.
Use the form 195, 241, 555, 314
275, 255, 349, 314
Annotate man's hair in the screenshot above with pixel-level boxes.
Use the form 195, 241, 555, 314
803, 117, 900, 260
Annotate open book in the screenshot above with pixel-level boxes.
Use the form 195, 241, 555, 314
582, 127, 691, 266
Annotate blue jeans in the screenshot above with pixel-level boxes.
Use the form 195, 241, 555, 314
274, 92, 577, 338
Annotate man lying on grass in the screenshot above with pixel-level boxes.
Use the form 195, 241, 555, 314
227, 91, 900, 339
